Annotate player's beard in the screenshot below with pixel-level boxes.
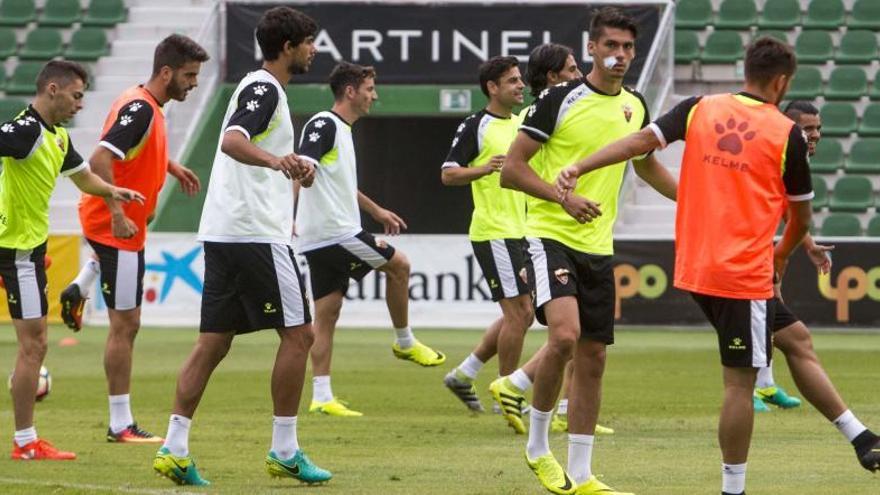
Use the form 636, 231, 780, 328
167, 77, 190, 102
288, 58, 309, 75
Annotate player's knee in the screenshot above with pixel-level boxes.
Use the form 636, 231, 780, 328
299, 324, 316, 349
20, 337, 48, 362
776, 323, 815, 359
548, 329, 578, 356
387, 252, 410, 279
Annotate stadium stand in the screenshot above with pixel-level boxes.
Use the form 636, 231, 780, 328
820, 213, 862, 236
0, 0, 36, 27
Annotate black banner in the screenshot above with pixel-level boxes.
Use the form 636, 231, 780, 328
226, 2, 661, 84
613, 240, 880, 327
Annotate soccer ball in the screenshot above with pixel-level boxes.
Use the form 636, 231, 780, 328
7, 366, 52, 401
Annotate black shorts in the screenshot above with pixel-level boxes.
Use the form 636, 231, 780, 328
527, 237, 615, 344
200, 242, 311, 334
772, 299, 800, 332
0, 242, 47, 319
471, 238, 532, 302
691, 292, 776, 368
303, 231, 396, 300
88, 239, 145, 311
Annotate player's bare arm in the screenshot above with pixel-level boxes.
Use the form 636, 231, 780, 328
69, 167, 145, 205
220, 130, 302, 179
167, 160, 201, 196
502, 132, 601, 223
89, 146, 139, 239
441, 155, 503, 186
357, 191, 407, 235
632, 154, 677, 201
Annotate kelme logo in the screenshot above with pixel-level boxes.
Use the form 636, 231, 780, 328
715, 118, 756, 155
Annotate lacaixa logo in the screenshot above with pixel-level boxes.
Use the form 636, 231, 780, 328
613, 264, 668, 319
818, 266, 880, 322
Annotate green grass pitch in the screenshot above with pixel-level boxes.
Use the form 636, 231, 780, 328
0, 326, 876, 494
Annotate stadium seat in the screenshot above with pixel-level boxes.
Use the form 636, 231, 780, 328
812, 176, 828, 211
829, 176, 874, 212
849, 0, 880, 30
65, 28, 109, 61
0, 27, 16, 59
0, 0, 36, 27
870, 83, 880, 101
715, 0, 757, 29
794, 30, 834, 64
866, 215, 880, 236
845, 139, 880, 173
82, 0, 127, 27
810, 139, 844, 174
758, 0, 800, 29
701, 31, 744, 63
0, 67, 5, 92
820, 214, 862, 236
858, 104, 880, 137
786, 67, 823, 100
825, 67, 868, 101
38, 0, 81, 27
676, 0, 713, 29
804, 0, 846, 30
810, 139, 843, 173
5, 62, 43, 95
675, 31, 700, 64
754, 30, 788, 43
820, 103, 857, 136
0, 98, 26, 121
835, 30, 878, 65
18, 28, 63, 60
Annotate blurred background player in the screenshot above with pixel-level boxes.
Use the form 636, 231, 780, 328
557, 36, 880, 495
152, 7, 331, 486
297, 61, 445, 417
0, 61, 144, 461
60, 34, 207, 444
502, 8, 674, 494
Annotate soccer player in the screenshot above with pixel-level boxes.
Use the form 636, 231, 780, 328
152, 7, 331, 486
60, 34, 208, 444
752, 100, 827, 412
439, 55, 534, 422
557, 37, 880, 495
297, 61, 446, 417
0, 60, 144, 460
501, 8, 676, 494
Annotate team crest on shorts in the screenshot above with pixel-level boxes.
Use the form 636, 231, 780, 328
518, 267, 528, 284
622, 103, 633, 123
376, 239, 388, 249
554, 268, 570, 285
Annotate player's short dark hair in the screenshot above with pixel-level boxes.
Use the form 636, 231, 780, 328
745, 37, 797, 87
256, 6, 317, 61
36, 60, 88, 93
783, 100, 819, 121
329, 61, 376, 100
526, 43, 574, 97
152, 34, 209, 76
478, 56, 520, 97
589, 7, 638, 42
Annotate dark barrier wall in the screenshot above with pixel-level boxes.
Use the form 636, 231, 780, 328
614, 240, 880, 327
226, 2, 661, 84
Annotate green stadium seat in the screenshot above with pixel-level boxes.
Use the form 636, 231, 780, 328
835, 30, 878, 64
794, 30, 834, 64
810, 139, 844, 173
701, 31, 744, 63
715, 0, 757, 29
0, 0, 36, 27
849, 0, 880, 30
0, 67, 5, 92
754, 30, 788, 43
825, 67, 868, 101
5, 61, 43, 95
675, 30, 700, 64
820, 214, 862, 236
812, 176, 828, 211
811, 139, 845, 173
804, 0, 846, 30
830, 176, 874, 212
758, 0, 800, 29
786, 67, 823, 100
65, 28, 109, 61
82, 0, 127, 27
38, 0, 81, 27
18, 27, 63, 60
0, 27, 16, 59
820, 103, 857, 137
866, 215, 880, 236
0, 98, 26, 121
676, 0, 713, 29
870, 83, 880, 102
858, 104, 880, 137
845, 139, 880, 173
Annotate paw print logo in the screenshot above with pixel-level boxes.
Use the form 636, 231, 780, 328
527, 104, 537, 118
451, 136, 459, 147
715, 118, 756, 156
246, 100, 259, 112
313, 119, 326, 129
456, 122, 466, 133
16, 118, 31, 127
538, 88, 551, 100
253, 84, 268, 96
128, 102, 142, 113
119, 115, 134, 126
308, 132, 320, 142
0, 123, 14, 133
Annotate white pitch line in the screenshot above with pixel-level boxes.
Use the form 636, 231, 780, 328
0, 477, 203, 495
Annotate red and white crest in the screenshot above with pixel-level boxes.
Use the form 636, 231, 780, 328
554, 268, 570, 285
622, 103, 633, 123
